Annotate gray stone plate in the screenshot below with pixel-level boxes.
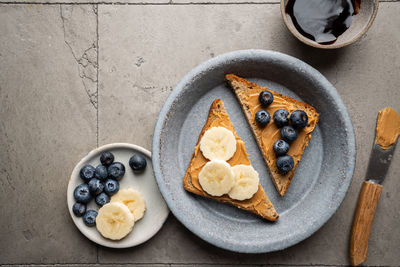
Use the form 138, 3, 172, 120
152, 50, 356, 253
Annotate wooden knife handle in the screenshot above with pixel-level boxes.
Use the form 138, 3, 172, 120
350, 181, 383, 266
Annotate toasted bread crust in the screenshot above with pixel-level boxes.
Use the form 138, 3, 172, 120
225, 74, 319, 196
183, 99, 279, 221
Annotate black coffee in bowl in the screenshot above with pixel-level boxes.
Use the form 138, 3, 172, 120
286, 0, 360, 44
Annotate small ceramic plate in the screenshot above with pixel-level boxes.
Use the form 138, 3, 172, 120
152, 50, 356, 253
67, 143, 169, 248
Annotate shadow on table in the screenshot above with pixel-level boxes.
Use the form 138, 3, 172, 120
96, 213, 350, 265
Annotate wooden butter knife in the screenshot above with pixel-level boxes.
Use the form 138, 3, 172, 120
350, 108, 399, 266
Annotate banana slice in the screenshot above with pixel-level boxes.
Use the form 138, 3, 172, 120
96, 202, 134, 240
199, 126, 237, 161
198, 159, 234, 196
228, 165, 260, 201
111, 188, 146, 222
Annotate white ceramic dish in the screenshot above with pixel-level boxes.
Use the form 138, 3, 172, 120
67, 143, 169, 248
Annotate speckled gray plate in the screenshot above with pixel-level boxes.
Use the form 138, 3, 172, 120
152, 50, 356, 253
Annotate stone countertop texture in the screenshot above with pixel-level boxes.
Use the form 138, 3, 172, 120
0, 1, 399, 266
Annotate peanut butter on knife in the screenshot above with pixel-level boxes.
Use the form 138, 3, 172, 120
375, 107, 400, 149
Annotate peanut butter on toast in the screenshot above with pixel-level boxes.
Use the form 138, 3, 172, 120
225, 74, 319, 196
183, 99, 279, 221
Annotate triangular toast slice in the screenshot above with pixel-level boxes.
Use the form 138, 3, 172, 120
225, 74, 319, 196
184, 99, 279, 221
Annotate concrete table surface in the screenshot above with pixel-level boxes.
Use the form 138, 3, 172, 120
0, 1, 399, 266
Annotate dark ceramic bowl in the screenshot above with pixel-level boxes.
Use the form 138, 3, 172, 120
281, 0, 379, 49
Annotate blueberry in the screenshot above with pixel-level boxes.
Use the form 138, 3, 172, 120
79, 165, 96, 183
83, 210, 98, 227
273, 109, 289, 128
100, 151, 114, 166
258, 90, 274, 107
88, 178, 104, 195
273, 139, 290, 156
95, 192, 110, 207
281, 126, 298, 143
94, 165, 108, 181
73, 184, 92, 204
290, 110, 308, 129
72, 202, 86, 217
255, 110, 271, 126
107, 162, 125, 180
103, 179, 119, 196
129, 154, 147, 172
276, 155, 294, 173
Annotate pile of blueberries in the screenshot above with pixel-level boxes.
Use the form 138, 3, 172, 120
72, 151, 147, 227
255, 90, 309, 174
